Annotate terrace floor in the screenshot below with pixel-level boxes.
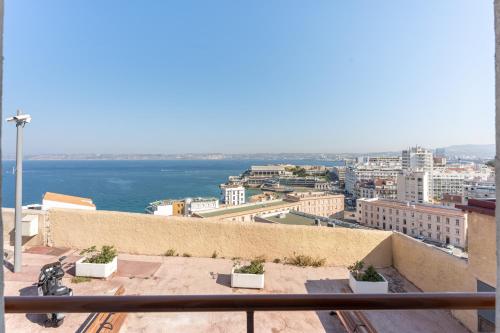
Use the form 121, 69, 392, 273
4, 247, 470, 333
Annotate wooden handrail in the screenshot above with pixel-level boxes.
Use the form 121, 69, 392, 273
5, 292, 494, 314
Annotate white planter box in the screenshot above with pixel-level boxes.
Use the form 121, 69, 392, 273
349, 272, 388, 293
75, 257, 118, 278
21, 215, 39, 237
231, 267, 265, 289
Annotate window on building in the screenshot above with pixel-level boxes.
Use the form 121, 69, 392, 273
456, 220, 460, 226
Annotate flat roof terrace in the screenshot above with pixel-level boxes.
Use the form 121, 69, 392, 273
197, 200, 288, 218
4, 247, 470, 333
264, 213, 320, 226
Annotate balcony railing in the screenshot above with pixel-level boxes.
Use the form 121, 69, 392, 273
5, 292, 495, 333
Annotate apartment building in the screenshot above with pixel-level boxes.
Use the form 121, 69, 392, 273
402, 146, 434, 172
356, 198, 467, 248
345, 165, 401, 196
396, 171, 431, 203
432, 171, 465, 200
220, 184, 246, 206
357, 178, 397, 200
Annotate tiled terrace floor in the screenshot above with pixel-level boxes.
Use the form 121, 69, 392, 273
4, 247, 469, 333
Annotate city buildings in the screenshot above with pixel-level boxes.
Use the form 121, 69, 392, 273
396, 171, 431, 203
357, 178, 397, 200
463, 181, 496, 202
331, 165, 346, 188
345, 165, 401, 196
187, 197, 220, 214
402, 146, 434, 172
220, 184, 246, 206
146, 197, 219, 216
356, 198, 467, 248
42, 192, 96, 211
196, 192, 344, 221
432, 171, 465, 200
248, 165, 292, 178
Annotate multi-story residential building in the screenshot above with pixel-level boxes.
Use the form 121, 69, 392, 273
432, 171, 465, 200
357, 178, 397, 200
220, 184, 246, 206
356, 198, 467, 248
402, 146, 434, 172
345, 165, 401, 196
463, 181, 496, 202
356, 156, 402, 167
396, 171, 431, 203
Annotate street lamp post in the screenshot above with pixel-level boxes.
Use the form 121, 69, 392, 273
6, 110, 31, 273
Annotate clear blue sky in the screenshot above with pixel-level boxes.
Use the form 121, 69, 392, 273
3, 0, 495, 154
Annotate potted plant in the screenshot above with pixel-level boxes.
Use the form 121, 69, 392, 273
76, 245, 118, 278
348, 260, 388, 293
231, 258, 265, 289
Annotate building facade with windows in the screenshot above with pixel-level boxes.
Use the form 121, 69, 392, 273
220, 184, 246, 206
402, 146, 434, 172
356, 198, 467, 248
357, 178, 397, 200
432, 171, 465, 200
345, 165, 401, 196
396, 171, 431, 203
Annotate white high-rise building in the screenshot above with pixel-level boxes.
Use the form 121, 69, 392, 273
220, 184, 246, 206
397, 171, 431, 203
402, 146, 433, 172
398, 147, 434, 203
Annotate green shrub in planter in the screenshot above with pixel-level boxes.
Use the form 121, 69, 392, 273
80, 245, 117, 264
234, 259, 265, 275
348, 260, 384, 282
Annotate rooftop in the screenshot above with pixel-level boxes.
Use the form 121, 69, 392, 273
42, 192, 95, 208
262, 212, 322, 226
4, 247, 470, 333
197, 200, 287, 217
358, 198, 465, 216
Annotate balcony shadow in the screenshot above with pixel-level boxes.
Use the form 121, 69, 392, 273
304, 278, 349, 333
19, 284, 46, 327
215, 273, 231, 287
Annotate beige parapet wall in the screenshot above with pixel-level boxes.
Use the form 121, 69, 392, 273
392, 232, 478, 332
47, 208, 393, 267
2, 208, 47, 247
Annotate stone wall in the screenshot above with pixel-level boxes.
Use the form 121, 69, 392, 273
47, 208, 393, 267
392, 232, 478, 332
2, 208, 47, 248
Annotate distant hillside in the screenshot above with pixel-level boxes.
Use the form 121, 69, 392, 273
437, 144, 495, 159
